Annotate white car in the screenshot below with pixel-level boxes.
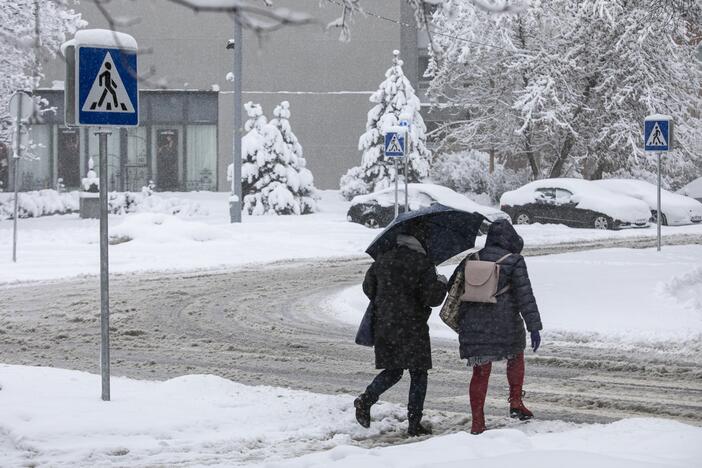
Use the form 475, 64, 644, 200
500, 178, 651, 230
347, 183, 510, 229
594, 179, 702, 226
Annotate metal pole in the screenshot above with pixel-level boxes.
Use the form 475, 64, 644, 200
12, 98, 23, 263
229, 19, 243, 223
394, 158, 399, 218
403, 156, 408, 212
97, 129, 111, 401
657, 152, 661, 252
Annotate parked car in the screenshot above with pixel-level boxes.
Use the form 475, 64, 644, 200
594, 179, 702, 226
347, 183, 510, 229
500, 178, 651, 230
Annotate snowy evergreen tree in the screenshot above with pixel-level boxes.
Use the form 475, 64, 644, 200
428, 0, 702, 189
340, 50, 433, 200
1, 1, 83, 144
270, 101, 319, 214
240, 102, 315, 215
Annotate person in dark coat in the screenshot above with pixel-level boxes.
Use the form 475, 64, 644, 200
448, 219, 543, 435
354, 231, 447, 436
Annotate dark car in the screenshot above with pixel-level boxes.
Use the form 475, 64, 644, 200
347, 183, 510, 229
500, 178, 651, 230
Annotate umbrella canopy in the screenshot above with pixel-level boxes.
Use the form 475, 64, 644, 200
365, 204, 486, 265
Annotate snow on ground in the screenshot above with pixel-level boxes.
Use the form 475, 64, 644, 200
329, 246, 702, 352
1, 190, 702, 284
1, 364, 700, 468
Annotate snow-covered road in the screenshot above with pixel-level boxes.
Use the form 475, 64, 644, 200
1, 246, 701, 439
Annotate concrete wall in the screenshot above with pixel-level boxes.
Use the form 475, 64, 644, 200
43, 0, 411, 190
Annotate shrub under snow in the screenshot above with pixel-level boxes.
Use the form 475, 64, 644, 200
0, 189, 205, 220
0, 189, 79, 220
430, 150, 529, 204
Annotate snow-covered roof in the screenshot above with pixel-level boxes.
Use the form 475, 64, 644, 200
679, 177, 702, 199
351, 183, 504, 218
596, 179, 702, 211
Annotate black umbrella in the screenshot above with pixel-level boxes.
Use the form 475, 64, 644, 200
365, 203, 486, 265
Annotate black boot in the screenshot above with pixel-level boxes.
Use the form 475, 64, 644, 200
354, 393, 374, 428
407, 413, 432, 437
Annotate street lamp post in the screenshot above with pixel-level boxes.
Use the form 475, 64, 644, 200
228, 20, 243, 223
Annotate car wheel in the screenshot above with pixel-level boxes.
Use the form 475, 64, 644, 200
363, 215, 379, 229
593, 215, 610, 230
651, 210, 668, 226
514, 212, 532, 225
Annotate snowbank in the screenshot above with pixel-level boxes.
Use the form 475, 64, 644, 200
330, 246, 702, 351
267, 419, 702, 468
0, 365, 699, 467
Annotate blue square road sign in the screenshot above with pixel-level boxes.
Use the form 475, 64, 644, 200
78, 46, 138, 126
384, 132, 406, 158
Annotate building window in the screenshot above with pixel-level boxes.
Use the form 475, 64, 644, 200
186, 125, 217, 191
152, 126, 183, 192
125, 126, 148, 191
20, 124, 52, 190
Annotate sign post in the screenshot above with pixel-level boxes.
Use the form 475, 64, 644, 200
8, 91, 34, 263
62, 29, 139, 401
399, 119, 411, 213
384, 127, 407, 219
644, 114, 673, 252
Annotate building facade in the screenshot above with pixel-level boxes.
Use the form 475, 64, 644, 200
6, 0, 434, 192
7, 90, 218, 192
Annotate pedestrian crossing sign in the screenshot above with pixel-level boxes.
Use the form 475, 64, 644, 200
384, 131, 406, 158
644, 115, 672, 152
77, 46, 138, 126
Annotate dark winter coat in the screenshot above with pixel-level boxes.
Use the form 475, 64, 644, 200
449, 219, 542, 361
363, 246, 447, 370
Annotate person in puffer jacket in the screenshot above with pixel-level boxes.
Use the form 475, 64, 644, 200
448, 219, 543, 435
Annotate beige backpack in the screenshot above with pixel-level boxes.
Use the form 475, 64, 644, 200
459, 253, 512, 303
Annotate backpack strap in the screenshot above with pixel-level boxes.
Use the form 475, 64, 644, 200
494, 253, 513, 297
496, 253, 512, 264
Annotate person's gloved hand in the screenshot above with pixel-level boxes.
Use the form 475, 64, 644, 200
437, 274, 448, 284
530, 330, 541, 352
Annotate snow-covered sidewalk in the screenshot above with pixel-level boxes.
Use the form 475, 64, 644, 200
330, 246, 702, 352
1, 190, 701, 284
0, 364, 700, 468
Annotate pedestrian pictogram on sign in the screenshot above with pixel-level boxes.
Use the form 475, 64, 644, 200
644, 115, 672, 153
645, 122, 666, 147
82, 52, 135, 113
384, 131, 406, 158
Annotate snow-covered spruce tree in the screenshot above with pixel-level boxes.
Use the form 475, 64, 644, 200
0, 1, 83, 145
270, 101, 319, 214
428, 0, 702, 189
240, 102, 312, 215
340, 50, 432, 200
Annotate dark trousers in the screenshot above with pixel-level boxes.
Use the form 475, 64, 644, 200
366, 369, 428, 416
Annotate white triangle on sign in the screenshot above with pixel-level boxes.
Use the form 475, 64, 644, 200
81, 52, 135, 113
646, 122, 667, 147
387, 134, 403, 153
